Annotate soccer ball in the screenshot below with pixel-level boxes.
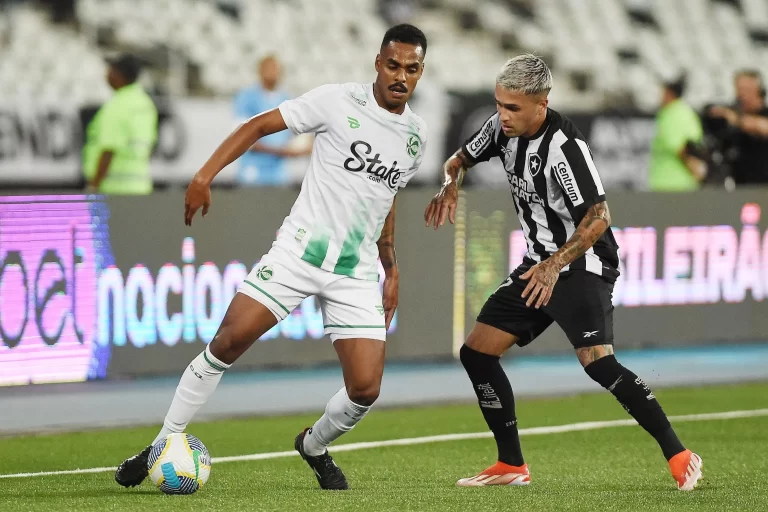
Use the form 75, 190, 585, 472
147, 433, 211, 495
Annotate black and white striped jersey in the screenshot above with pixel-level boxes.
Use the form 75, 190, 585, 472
462, 108, 620, 282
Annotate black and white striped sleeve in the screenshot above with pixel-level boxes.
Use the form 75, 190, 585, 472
461, 113, 501, 164
552, 137, 606, 222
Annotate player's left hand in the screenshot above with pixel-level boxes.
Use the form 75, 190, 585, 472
520, 260, 561, 309
382, 273, 399, 330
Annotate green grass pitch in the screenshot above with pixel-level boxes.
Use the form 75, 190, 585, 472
2, 382, 768, 512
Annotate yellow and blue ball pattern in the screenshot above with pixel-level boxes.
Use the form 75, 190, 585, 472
148, 433, 211, 495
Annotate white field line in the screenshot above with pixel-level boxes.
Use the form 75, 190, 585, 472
2, 407, 767, 479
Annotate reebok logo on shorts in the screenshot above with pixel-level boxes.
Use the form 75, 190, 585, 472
583, 330, 599, 338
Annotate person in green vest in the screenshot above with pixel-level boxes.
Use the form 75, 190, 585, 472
649, 77, 706, 191
83, 54, 158, 194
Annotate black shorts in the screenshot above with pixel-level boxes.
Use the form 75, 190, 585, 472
477, 265, 615, 348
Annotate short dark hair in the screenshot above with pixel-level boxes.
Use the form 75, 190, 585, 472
107, 54, 142, 84
664, 76, 686, 98
381, 24, 427, 55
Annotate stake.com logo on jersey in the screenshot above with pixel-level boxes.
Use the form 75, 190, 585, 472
343, 140, 402, 189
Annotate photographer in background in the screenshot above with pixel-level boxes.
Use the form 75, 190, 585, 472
649, 77, 706, 191
707, 70, 768, 185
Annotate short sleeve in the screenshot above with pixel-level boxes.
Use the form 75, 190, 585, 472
461, 113, 501, 164
278, 84, 339, 135
553, 138, 606, 222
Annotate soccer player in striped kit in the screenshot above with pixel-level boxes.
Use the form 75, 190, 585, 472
425, 54, 702, 491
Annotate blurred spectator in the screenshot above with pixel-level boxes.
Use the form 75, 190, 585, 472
82, 55, 158, 194
233, 55, 310, 187
379, 0, 419, 25
38, 0, 75, 23
649, 77, 705, 191
707, 70, 768, 185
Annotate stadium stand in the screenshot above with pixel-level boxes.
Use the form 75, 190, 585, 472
1, 0, 768, 111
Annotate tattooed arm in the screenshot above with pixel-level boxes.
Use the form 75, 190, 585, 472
550, 201, 611, 269
378, 198, 398, 329
521, 201, 612, 309
441, 147, 474, 188
424, 148, 474, 229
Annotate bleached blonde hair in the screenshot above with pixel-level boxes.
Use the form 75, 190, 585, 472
496, 54, 553, 95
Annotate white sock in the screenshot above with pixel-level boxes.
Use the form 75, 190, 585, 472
151, 345, 231, 446
303, 387, 371, 456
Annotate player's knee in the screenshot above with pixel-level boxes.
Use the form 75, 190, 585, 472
464, 331, 482, 353
208, 324, 250, 364
464, 324, 516, 357
582, 352, 624, 389
459, 343, 483, 370
208, 331, 237, 363
346, 382, 380, 406
576, 344, 615, 368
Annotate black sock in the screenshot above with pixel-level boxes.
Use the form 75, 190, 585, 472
584, 355, 685, 460
460, 344, 524, 466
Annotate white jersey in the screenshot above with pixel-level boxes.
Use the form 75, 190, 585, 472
275, 83, 427, 281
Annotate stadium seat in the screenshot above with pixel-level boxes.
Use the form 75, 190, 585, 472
0, 0, 766, 111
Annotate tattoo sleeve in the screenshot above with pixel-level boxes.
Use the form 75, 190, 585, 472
377, 198, 397, 274
443, 148, 474, 186
550, 201, 611, 270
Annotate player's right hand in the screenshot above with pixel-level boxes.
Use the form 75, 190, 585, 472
424, 182, 458, 230
184, 174, 212, 226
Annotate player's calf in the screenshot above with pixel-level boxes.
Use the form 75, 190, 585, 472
460, 343, 525, 467
581, 349, 687, 461
302, 387, 372, 458
116, 295, 278, 489
300, 337, 382, 452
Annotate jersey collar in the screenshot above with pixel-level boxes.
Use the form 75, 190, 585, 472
520, 108, 551, 141
365, 83, 411, 123
114, 82, 141, 97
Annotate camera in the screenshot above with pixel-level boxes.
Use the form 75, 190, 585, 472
697, 105, 742, 184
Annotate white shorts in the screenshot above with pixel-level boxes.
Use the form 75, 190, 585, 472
236, 246, 386, 342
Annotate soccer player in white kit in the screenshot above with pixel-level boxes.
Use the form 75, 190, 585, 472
115, 24, 428, 491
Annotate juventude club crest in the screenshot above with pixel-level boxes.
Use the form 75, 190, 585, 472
256, 265, 273, 281
406, 134, 420, 158
375, 305, 385, 315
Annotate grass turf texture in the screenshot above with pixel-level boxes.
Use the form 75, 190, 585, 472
1, 382, 767, 511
